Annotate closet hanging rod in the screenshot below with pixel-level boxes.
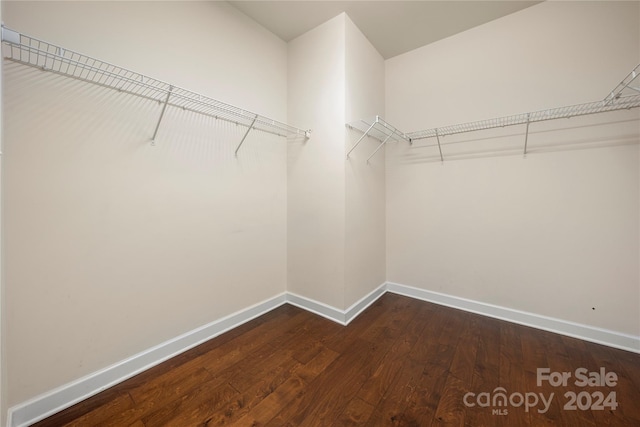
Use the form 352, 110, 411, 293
407, 94, 640, 141
1, 26, 311, 145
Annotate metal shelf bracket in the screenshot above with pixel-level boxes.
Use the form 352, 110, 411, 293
346, 116, 411, 162
435, 129, 444, 162
151, 86, 173, 146
366, 133, 393, 164
347, 116, 379, 159
605, 64, 640, 105
523, 113, 531, 157
235, 115, 258, 156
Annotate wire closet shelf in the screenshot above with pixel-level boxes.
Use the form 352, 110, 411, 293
346, 64, 640, 161
346, 116, 412, 162
407, 94, 640, 141
1, 26, 311, 152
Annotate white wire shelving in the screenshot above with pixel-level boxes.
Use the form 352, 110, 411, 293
604, 64, 640, 104
346, 116, 412, 162
407, 64, 640, 160
1, 26, 311, 152
347, 64, 640, 162
408, 94, 640, 160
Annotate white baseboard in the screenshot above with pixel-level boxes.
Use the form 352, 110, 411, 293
8, 282, 638, 427
7, 285, 388, 427
286, 292, 347, 324
285, 283, 387, 325
386, 281, 640, 354
7, 293, 287, 427
344, 284, 387, 325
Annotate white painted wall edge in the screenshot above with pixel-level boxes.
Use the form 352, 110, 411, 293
7, 293, 288, 427
8, 281, 637, 426
386, 282, 640, 354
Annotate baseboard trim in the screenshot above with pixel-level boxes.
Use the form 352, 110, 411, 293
286, 283, 387, 326
386, 281, 640, 354
8, 282, 638, 426
8, 286, 389, 427
344, 283, 387, 325
7, 293, 287, 427
286, 292, 346, 324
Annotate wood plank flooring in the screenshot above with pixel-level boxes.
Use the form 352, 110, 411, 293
33, 293, 640, 426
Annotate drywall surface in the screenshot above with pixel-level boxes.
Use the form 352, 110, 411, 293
3, 1, 288, 406
344, 16, 386, 308
287, 14, 347, 309
287, 13, 387, 311
385, 1, 640, 336
0, 2, 6, 424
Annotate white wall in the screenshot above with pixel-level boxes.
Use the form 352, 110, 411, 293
3, 1, 289, 407
4, 0, 638, 422
0, 2, 6, 425
287, 13, 387, 311
287, 14, 347, 309
385, 1, 640, 336
344, 16, 386, 307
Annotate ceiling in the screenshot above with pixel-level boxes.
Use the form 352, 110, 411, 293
229, 1, 541, 59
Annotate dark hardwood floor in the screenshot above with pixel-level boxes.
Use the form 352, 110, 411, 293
33, 293, 640, 426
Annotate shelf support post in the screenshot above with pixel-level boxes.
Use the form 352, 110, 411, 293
435, 128, 444, 162
235, 115, 258, 156
366, 132, 393, 164
523, 113, 531, 157
347, 116, 378, 159
151, 86, 172, 146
